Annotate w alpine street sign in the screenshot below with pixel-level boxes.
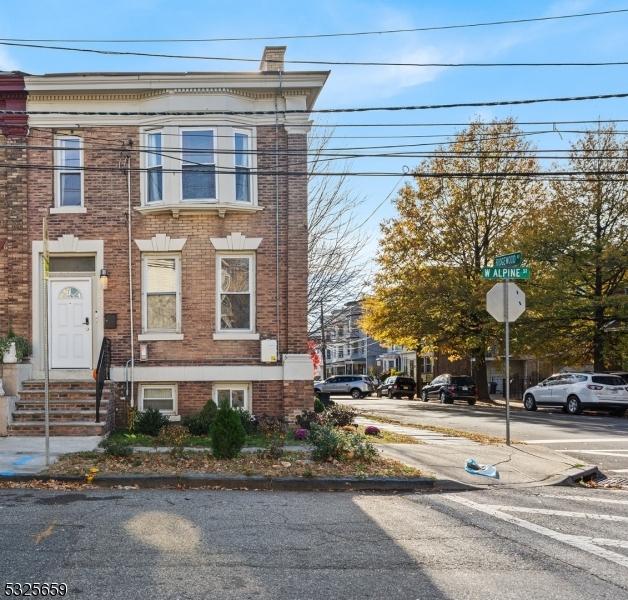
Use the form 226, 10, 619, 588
482, 266, 530, 280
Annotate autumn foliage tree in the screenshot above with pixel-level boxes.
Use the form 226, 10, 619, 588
361, 120, 544, 399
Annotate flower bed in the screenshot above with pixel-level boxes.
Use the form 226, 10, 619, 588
45, 450, 421, 479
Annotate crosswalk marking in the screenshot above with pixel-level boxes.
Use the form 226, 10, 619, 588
482, 504, 628, 522
561, 449, 628, 457
445, 495, 628, 569
526, 437, 628, 444
540, 494, 628, 506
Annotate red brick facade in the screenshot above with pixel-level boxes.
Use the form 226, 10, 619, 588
0, 63, 327, 424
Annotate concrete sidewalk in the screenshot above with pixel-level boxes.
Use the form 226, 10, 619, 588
0, 436, 102, 475
358, 417, 597, 488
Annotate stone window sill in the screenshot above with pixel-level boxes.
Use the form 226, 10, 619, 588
135, 202, 263, 218
212, 332, 260, 341
50, 206, 87, 215
138, 333, 184, 342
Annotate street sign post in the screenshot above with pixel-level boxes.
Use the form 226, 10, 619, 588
484, 252, 527, 446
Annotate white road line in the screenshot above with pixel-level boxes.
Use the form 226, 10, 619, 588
445, 495, 628, 569
609, 469, 628, 473
561, 450, 628, 457
482, 505, 628, 522
540, 494, 628, 506
526, 438, 628, 444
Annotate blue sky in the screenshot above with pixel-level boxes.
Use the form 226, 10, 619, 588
2, 0, 628, 261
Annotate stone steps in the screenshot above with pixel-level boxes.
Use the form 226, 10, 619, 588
8, 421, 107, 436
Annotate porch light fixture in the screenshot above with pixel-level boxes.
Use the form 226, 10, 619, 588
99, 268, 109, 289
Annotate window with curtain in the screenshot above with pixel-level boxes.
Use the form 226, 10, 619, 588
141, 385, 176, 414
218, 255, 253, 330
143, 256, 180, 332
147, 132, 163, 203
234, 132, 251, 202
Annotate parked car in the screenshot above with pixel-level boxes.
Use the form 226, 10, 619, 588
420, 374, 477, 405
523, 373, 628, 416
376, 376, 416, 399
610, 372, 628, 384
314, 375, 374, 399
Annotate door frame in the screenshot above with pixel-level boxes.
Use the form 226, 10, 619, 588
31, 236, 104, 380
48, 277, 94, 370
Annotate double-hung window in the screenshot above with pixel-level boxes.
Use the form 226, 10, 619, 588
146, 132, 163, 203
234, 132, 251, 202
217, 254, 254, 332
142, 255, 181, 333
56, 136, 83, 207
214, 384, 250, 411
140, 384, 177, 415
182, 130, 216, 200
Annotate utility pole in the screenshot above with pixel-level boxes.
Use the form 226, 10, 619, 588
320, 300, 327, 380
42, 217, 50, 466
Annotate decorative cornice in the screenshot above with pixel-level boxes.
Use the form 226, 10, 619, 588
134, 234, 187, 252
209, 232, 262, 251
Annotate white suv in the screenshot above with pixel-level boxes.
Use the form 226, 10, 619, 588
523, 373, 628, 416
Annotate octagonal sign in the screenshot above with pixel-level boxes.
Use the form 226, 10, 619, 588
486, 282, 526, 323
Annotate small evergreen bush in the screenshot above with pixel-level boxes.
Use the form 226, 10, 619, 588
309, 424, 350, 462
211, 400, 246, 459
313, 397, 325, 413
181, 399, 218, 436
235, 408, 257, 434
135, 408, 170, 436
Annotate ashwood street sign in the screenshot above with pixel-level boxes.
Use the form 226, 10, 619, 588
482, 266, 530, 280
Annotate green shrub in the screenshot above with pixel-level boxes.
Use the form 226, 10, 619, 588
181, 399, 218, 436
256, 414, 286, 458
156, 424, 190, 447
135, 408, 170, 436
235, 408, 257, 434
211, 400, 247, 459
323, 404, 357, 427
296, 409, 322, 430
103, 442, 133, 457
313, 397, 325, 413
309, 424, 377, 463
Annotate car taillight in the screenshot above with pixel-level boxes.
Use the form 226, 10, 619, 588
587, 384, 603, 390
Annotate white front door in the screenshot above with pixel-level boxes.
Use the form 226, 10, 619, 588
49, 279, 92, 369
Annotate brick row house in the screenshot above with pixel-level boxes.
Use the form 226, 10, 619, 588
0, 47, 328, 435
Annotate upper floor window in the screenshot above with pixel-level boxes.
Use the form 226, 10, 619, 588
55, 136, 83, 207
182, 130, 216, 201
147, 132, 163, 203
217, 254, 255, 332
234, 132, 250, 202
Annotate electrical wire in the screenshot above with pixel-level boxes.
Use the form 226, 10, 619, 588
5, 91, 628, 116
2, 8, 626, 42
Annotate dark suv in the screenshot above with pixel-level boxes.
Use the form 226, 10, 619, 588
377, 376, 416, 399
421, 374, 477, 405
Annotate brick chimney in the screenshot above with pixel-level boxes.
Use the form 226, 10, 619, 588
260, 46, 286, 72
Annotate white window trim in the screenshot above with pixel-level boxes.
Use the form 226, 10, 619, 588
146, 130, 164, 205
139, 383, 178, 416
54, 135, 84, 209
141, 253, 182, 335
180, 126, 218, 203
212, 382, 251, 412
216, 252, 256, 335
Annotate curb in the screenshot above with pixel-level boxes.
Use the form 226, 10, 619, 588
0, 472, 436, 492
552, 464, 601, 486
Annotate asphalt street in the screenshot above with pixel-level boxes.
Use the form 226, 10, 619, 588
1, 486, 628, 599
341, 396, 628, 478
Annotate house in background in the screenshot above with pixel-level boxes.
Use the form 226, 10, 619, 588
0, 47, 328, 435
323, 301, 386, 377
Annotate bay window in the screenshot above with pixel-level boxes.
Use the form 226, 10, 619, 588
234, 132, 250, 202
55, 136, 83, 207
147, 132, 163, 203
182, 129, 216, 200
217, 254, 254, 332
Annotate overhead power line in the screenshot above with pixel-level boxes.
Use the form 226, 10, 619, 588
1, 8, 626, 42
5, 39, 628, 68
4, 91, 628, 116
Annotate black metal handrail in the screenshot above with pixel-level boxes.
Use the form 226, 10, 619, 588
95, 337, 111, 423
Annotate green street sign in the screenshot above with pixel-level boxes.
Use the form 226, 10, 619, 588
493, 252, 522, 268
482, 266, 530, 280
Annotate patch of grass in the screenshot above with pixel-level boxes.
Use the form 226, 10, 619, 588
44, 450, 422, 479
361, 413, 510, 445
